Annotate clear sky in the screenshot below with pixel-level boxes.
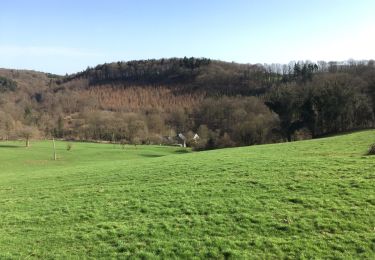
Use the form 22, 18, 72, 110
1, 0, 374, 75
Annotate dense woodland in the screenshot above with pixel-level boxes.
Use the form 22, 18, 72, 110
0, 58, 374, 149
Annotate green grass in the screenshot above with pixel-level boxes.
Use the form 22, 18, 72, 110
0, 131, 374, 259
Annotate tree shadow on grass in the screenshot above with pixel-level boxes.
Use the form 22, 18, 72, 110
173, 149, 190, 154
0, 144, 24, 148
140, 154, 164, 158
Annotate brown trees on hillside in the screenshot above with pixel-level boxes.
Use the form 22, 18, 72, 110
0, 59, 374, 149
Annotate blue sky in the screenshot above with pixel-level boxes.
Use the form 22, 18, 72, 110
1, 0, 374, 75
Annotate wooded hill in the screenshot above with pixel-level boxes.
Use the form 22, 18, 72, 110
0, 58, 374, 149
60, 58, 268, 95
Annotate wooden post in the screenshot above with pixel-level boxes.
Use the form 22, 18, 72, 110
53, 138, 57, 161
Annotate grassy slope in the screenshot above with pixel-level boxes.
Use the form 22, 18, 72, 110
0, 131, 374, 259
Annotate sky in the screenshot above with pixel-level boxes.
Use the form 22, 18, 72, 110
1, 0, 375, 75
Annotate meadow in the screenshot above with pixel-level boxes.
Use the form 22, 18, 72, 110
0, 131, 374, 259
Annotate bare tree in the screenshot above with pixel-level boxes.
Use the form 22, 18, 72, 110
17, 125, 40, 147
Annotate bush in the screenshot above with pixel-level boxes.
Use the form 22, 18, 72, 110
0, 76, 17, 92
191, 138, 208, 151
66, 143, 73, 151
217, 133, 236, 148
368, 143, 375, 155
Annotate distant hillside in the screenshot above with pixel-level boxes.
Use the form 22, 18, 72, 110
0, 58, 374, 149
59, 58, 271, 96
0, 68, 59, 92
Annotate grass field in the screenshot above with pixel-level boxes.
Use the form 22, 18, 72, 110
0, 131, 374, 259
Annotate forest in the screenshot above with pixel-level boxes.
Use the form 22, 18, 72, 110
0, 58, 374, 149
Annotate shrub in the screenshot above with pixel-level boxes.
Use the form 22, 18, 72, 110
191, 138, 207, 151
66, 143, 73, 151
0, 76, 17, 92
217, 132, 236, 148
368, 143, 375, 155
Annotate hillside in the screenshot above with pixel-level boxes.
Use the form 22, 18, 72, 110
0, 68, 58, 92
60, 58, 269, 95
0, 59, 374, 150
0, 130, 374, 258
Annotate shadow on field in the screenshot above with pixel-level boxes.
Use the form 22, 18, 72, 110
140, 154, 164, 158
0, 144, 23, 148
173, 149, 190, 154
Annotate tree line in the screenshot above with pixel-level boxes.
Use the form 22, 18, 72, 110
0, 58, 374, 149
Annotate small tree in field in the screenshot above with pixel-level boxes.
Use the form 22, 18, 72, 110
132, 137, 141, 149
120, 139, 128, 149
18, 126, 40, 147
